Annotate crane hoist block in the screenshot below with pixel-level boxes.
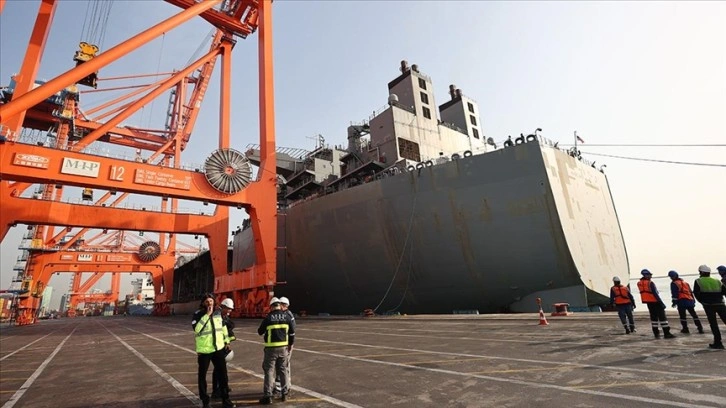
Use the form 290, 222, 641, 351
81, 188, 93, 201
73, 42, 100, 88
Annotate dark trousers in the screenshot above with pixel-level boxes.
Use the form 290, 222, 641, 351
646, 303, 671, 336
212, 362, 231, 395
615, 304, 635, 330
676, 304, 703, 331
703, 304, 726, 345
198, 349, 229, 404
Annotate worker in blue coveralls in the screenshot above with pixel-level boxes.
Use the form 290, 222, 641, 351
668, 270, 704, 334
637, 269, 675, 339
718, 265, 726, 285
610, 276, 636, 334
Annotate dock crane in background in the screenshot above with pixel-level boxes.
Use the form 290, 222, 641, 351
0, 0, 279, 323
58, 230, 203, 316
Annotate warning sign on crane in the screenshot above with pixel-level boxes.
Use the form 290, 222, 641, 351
134, 169, 192, 190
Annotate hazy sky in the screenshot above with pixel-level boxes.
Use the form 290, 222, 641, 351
1, 1, 724, 310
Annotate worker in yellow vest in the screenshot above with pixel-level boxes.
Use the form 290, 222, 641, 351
192, 295, 235, 408
258, 297, 296, 405
693, 265, 726, 350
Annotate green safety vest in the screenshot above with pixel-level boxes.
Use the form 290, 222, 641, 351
697, 276, 723, 293
194, 313, 229, 354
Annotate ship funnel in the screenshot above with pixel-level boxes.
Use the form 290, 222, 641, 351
449, 84, 456, 100
400, 60, 409, 73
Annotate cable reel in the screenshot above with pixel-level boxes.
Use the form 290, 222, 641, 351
138, 241, 161, 262
203, 148, 252, 194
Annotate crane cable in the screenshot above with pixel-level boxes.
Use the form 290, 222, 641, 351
144, 32, 166, 128
80, 0, 114, 49
578, 151, 726, 168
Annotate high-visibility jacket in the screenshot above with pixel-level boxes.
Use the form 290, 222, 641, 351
222, 314, 236, 341
694, 276, 726, 306
610, 285, 634, 305
670, 279, 694, 301
258, 309, 295, 348
192, 309, 230, 354
637, 278, 658, 303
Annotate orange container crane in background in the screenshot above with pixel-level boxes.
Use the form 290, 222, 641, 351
40, 230, 203, 317
0, 0, 279, 323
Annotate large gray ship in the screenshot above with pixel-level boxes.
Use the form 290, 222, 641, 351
227, 61, 629, 314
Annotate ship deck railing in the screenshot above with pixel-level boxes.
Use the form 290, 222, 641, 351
284, 135, 600, 209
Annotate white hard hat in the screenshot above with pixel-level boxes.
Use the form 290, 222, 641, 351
221, 298, 234, 309
269, 297, 280, 306
612, 276, 620, 282
225, 349, 234, 362
279, 296, 290, 306
698, 264, 711, 274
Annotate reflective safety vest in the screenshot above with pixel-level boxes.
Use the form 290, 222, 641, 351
194, 312, 229, 354
611, 285, 632, 305
263, 323, 290, 347
638, 279, 657, 303
697, 276, 723, 293
673, 279, 694, 301
695, 276, 726, 306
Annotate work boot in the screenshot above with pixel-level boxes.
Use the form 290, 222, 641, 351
281, 394, 288, 402
625, 327, 631, 334
697, 326, 705, 334
630, 326, 636, 333
708, 343, 725, 350
652, 328, 660, 339
680, 328, 690, 334
663, 328, 676, 339
222, 399, 236, 408
259, 396, 272, 405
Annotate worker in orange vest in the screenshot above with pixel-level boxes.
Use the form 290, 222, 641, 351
637, 269, 675, 339
668, 270, 704, 334
609, 276, 636, 334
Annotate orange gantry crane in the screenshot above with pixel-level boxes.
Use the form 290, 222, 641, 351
57, 230, 202, 316
0, 0, 279, 323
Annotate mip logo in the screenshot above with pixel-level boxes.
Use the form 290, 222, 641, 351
61, 157, 101, 178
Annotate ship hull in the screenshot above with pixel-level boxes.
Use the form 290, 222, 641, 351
231, 142, 628, 314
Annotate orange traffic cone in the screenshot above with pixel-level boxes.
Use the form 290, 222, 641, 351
538, 308, 549, 326
536, 297, 549, 326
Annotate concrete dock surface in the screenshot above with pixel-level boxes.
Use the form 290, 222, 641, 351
1, 312, 725, 408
